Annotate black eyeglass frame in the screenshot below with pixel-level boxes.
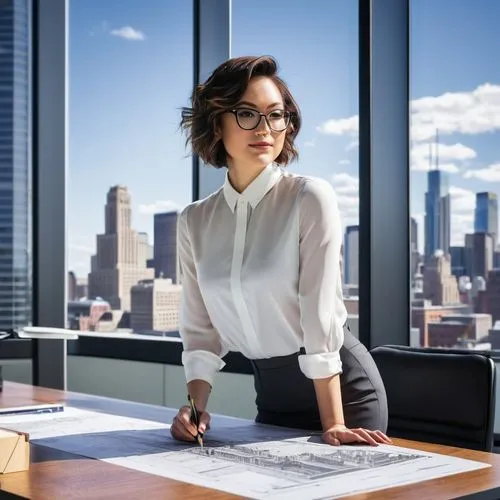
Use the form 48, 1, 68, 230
225, 107, 293, 132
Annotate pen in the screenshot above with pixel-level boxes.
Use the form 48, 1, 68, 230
187, 394, 204, 447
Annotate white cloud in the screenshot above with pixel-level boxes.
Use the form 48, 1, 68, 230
449, 185, 475, 246
317, 116, 359, 136
338, 159, 351, 166
304, 139, 315, 147
413, 162, 460, 174
411, 83, 500, 142
463, 163, 500, 182
451, 213, 474, 246
449, 185, 476, 213
409, 141, 475, 173
314, 83, 500, 148
110, 26, 146, 41
331, 173, 359, 227
138, 200, 183, 215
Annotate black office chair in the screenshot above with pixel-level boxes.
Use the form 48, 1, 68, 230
370, 345, 496, 451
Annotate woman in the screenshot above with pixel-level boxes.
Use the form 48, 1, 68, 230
170, 55, 390, 447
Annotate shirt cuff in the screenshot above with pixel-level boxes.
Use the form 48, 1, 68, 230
182, 349, 226, 386
298, 352, 343, 379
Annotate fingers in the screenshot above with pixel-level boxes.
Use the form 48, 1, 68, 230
178, 406, 199, 436
322, 427, 393, 447
373, 430, 393, 444
170, 407, 198, 442
170, 415, 196, 442
352, 428, 378, 446
198, 411, 211, 434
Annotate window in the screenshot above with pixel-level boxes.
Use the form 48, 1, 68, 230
68, 0, 192, 335
410, 0, 500, 349
232, 0, 360, 335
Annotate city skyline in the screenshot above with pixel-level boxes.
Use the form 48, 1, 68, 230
68, 0, 500, 278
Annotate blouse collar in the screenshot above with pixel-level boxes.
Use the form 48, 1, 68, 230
223, 163, 283, 213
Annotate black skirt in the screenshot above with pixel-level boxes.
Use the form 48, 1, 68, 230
249, 326, 388, 432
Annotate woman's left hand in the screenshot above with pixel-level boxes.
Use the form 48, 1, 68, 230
322, 424, 393, 446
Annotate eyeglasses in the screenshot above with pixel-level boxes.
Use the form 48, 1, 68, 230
226, 108, 292, 132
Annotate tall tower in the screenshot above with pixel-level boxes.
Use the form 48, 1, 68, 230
88, 186, 153, 311
424, 131, 450, 261
475, 192, 498, 248
154, 211, 179, 283
410, 217, 419, 279
0, 0, 32, 330
344, 225, 359, 286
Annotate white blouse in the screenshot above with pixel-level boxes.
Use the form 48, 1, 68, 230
177, 163, 347, 387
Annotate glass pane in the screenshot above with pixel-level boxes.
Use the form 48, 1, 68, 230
231, 0, 360, 335
0, 0, 32, 331
410, 0, 500, 349
68, 0, 192, 334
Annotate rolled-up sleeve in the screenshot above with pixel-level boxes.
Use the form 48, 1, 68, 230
297, 179, 346, 379
177, 206, 227, 387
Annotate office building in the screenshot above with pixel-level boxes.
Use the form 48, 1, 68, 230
344, 225, 359, 286
130, 278, 182, 333
410, 217, 419, 280
474, 192, 498, 248
465, 233, 493, 280
153, 211, 179, 282
427, 313, 492, 347
68, 271, 77, 301
88, 186, 154, 311
424, 169, 450, 261
138, 232, 152, 268
450, 246, 466, 278
423, 250, 459, 306
484, 269, 500, 323
0, 0, 31, 330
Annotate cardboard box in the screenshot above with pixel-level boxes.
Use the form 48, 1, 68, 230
0, 427, 29, 474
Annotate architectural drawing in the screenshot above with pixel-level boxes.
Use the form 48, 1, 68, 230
189, 442, 422, 481
107, 436, 490, 499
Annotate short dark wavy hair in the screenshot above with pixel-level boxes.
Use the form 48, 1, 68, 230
180, 55, 301, 169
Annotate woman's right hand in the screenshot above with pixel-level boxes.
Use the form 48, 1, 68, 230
170, 405, 211, 442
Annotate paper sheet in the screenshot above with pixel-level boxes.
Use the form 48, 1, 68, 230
0, 407, 490, 499
0, 406, 170, 439
105, 436, 490, 499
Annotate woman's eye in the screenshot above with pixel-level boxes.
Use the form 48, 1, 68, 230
237, 110, 255, 118
269, 111, 284, 119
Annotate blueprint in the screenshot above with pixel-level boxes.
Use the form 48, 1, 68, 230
106, 436, 490, 499
0, 407, 490, 499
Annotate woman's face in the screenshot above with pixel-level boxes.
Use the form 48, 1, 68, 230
217, 76, 288, 170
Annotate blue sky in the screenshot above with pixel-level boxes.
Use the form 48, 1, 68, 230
68, 0, 500, 277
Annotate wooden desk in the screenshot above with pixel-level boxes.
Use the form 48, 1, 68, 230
1, 381, 499, 500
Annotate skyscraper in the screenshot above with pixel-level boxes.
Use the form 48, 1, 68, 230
424, 169, 450, 261
465, 233, 493, 280
154, 211, 179, 283
410, 217, 419, 279
474, 192, 498, 248
344, 225, 359, 286
0, 0, 32, 330
88, 186, 153, 311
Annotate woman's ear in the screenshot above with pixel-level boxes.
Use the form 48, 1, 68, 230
214, 123, 222, 140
